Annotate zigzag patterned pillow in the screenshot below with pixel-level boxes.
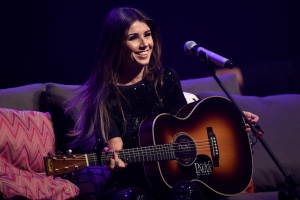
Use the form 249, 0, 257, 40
0, 108, 79, 199
0, 161, 79, 199
0, 108, 55, 172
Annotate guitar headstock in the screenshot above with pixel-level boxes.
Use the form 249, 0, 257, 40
44, 154, 88, 176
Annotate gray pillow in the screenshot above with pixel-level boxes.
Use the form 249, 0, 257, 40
0, 83, 47, 111
181, 74, 242, 95
45, 82, 81, 153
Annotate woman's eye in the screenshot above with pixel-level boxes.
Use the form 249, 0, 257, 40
128, 35, 137, 41
145, 32, 152, 37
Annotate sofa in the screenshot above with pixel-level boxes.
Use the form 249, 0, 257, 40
0, 74, 300, 199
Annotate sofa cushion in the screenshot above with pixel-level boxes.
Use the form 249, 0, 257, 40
181, 74, 242, 95
0, 83, 47, 111
196, 92, 300, 192
45, 82, 81, 153
46, 82, 81, 118
0, 108, 79, 199
223, 191, 279, 200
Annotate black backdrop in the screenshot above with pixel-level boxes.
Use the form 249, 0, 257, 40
2, 0, 300, 96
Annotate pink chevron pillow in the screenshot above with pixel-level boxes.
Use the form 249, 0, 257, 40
0, 161, 79, 199
0, 108, 79, 199
0, 108, 55, 172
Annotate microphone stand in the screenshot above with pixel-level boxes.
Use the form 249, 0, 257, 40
202, 59, 300, 200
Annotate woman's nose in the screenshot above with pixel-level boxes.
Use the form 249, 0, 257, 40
139, 38, 148, 47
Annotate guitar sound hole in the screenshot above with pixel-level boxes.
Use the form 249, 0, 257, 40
173, 133, 197, 166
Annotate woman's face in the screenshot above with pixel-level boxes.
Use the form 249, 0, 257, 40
121, 21, 154, 70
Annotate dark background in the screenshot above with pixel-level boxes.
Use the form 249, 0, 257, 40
2, 0, 300, 96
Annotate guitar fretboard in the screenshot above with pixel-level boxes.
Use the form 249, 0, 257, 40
86, 143, 177, 166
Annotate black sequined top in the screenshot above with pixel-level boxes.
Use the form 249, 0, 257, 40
106, 67, 187, 149
104, 68, 187, 191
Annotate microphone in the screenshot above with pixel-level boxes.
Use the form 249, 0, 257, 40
184, 41, 234, 68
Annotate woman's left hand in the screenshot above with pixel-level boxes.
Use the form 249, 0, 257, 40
243, 111, 259, 133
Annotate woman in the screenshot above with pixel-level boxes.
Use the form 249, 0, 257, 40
66, 7, 259, 200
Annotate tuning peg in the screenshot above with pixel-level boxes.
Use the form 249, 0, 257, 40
67, 149, 73, 154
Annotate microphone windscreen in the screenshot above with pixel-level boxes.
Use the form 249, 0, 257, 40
184, 41, 197, 54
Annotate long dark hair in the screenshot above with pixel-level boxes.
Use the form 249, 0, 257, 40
66, 7, 164, 152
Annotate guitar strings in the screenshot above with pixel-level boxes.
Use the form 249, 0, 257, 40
99, 139, 213, 162
51, 139, 213, 173
56, 140, 211, 161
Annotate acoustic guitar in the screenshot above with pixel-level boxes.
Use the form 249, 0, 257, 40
44, 96, 253, 197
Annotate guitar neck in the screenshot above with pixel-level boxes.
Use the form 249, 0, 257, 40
93, 143, 177, 166
44, 143, 177, 176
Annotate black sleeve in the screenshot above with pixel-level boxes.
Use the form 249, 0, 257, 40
107, 117, 122, 140
162, 68, 187, 115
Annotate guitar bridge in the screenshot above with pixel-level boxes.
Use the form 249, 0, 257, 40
207, 127, 220, 167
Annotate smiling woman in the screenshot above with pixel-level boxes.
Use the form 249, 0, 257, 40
63, 6, 259, 200
64, 7, 189, 199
